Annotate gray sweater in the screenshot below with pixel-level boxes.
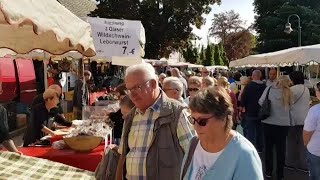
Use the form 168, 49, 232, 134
290, 85, 310, 126
259, 86, 291, 126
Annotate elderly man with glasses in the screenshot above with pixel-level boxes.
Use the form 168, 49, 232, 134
162, 77, 187, 106
116, 63, 194, 180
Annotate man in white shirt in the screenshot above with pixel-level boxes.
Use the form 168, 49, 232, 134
266, 69, 277, 86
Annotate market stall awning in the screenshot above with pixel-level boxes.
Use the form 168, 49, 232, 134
58, 0, 97, 19
229, 44, 320, 68
0, 0, 96, 57
0, 48, 84, 60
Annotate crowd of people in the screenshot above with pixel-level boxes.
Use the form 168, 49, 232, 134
100, 64, 319, 180
1, 62, 319, 180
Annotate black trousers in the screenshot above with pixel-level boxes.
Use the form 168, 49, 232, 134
263, 123, 289, 180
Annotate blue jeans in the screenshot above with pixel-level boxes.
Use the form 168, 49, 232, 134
306, 150, 320, 180
242, 116, 263, 152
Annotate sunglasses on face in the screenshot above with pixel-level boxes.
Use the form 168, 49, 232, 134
188, 115, 214, 126
188, 88, 200, 92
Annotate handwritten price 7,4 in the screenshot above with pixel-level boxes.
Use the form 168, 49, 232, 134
122, 46, 135, 55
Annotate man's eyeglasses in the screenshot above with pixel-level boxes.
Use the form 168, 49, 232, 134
187, 115, 214, 126
163, 88, 178, 92
188, 88, 200, 92
127, 79, 151, 94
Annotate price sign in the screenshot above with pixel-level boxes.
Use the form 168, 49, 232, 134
88, 17, 143, 58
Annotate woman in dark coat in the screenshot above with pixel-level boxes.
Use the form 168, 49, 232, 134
23, 89, 72, 146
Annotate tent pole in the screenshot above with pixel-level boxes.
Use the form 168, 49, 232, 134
316, 64, 319, 81
43, 52, 48, 89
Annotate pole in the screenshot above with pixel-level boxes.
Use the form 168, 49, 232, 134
287, 14, 301, 47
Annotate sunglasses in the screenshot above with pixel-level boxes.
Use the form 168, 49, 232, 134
188, 115, 214, 126
188, 88, 200, 92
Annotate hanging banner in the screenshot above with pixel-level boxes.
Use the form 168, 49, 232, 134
88, 17, 144, 58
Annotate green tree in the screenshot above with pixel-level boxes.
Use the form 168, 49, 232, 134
90, 0, 221, 59
183, 45, 199, 64
219, 44, 229, 65
213, 44, 224, 65
254, 0, 320, 53
199, 45, 205, 64
203, 44, 214, 66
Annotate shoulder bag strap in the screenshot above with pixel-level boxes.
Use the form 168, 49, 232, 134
293, 86, 306, 105
265, 86, 272, 100
181, 137, 199, 179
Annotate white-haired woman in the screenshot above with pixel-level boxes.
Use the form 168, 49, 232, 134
259, 75, 293, 179
181, 87, 263, 180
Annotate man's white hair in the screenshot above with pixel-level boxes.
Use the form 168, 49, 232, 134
125, 63, 158, 81
163, 77, 183, 96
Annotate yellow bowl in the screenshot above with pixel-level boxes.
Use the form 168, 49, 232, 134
63, 136, 103, 152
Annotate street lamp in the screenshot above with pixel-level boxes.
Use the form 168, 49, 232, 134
284, 14, 301, 46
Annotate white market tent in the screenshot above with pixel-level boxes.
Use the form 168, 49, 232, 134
58, 0, 97, 19
229, 44, 320, 68
0, 0, 95, 57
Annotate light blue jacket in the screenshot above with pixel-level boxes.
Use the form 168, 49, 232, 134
181, 132, 263, 180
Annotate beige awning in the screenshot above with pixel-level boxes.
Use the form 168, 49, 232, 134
58, 0, 97, 19
0, 0, 96, 57
229, 44, 320, 68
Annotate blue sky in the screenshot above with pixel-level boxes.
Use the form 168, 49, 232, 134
193, 0, 255, 45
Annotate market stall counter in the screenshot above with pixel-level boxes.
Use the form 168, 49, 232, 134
0, 151, 95, 180
18, 144, 104, 172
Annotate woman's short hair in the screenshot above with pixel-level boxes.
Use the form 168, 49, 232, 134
289, 71, 304, 85
163, 77, 184, 96
119, 95, 135, 109
240, 76, 250, 85
217, 77, 230, 89
202, 77, 215, 87
189, 86, 234, 130
188, 76, 202, 87
43, 89, 58, 101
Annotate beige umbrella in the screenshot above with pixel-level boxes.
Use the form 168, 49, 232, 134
0, 0, 96, 57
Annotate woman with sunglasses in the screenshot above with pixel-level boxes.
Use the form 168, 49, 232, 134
181, 86, 263, 180
184, 76, 202, 105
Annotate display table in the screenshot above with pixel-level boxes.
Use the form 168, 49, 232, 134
19, 145, 105, 172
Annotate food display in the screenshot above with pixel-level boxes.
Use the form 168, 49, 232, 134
65, 119, 113, 138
